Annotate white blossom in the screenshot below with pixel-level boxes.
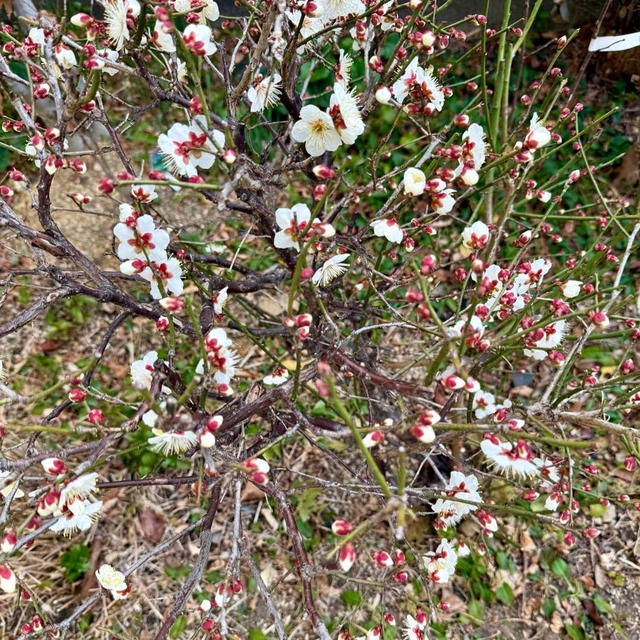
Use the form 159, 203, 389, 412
96, 564, 128, 599
130, 351, 158, 390
328, 83, 364, 145
432, 471, 481, 526
370, 218, 403, 244
291, 105, 341, 157
404, 167, 426, 196
148, 429, 198, 455
103, 0, 140, 51
50, 498, 102, 536
59, 472, 99, 507
312, 254, 350, 286
248, 73, 282, 112
157, 116, 224, 177
424, 539, 457, 583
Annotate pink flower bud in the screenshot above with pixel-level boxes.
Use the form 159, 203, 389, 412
410, 425, 436, 443
68, 388, 86, 403
312, 164, 336, 180
70, 159, 87, 174
331, 520, 353, 536
420, 254, 437, 274
222, 149, 237, 164
338, 542, 356, 572
372, 550, 393, 567
87, 409, 104, 424
442, 374, 465, 390
1, 530, 17, 553
362, 430, 384, 448
41, 458, 67, 475
98, 178, 115, 194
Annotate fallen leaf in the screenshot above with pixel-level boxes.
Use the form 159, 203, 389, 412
582, 598, 604, 626
139, 508, 166, 544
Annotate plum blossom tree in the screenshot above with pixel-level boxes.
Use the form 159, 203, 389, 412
0, 0, 639, 638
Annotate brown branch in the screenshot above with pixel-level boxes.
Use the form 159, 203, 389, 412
153, 484, 222, 640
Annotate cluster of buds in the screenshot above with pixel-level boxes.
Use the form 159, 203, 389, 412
284, 313, 313, 340
410, 409, 441, 444
199, 415, 223, 449
242, 457, 270, 485
371, 548, 407, 582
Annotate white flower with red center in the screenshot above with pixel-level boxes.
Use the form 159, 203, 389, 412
419, 69, 445, 112
285, 10, 324, 41
205, 328, 237, 394
312, 253, 350, 286
103, 0, 141, 50
480, 434, 539, 478
328, 83, 364, 145
0, 565, 17, 594
545, 492, 562, 511
291, 105, 341, 157
26, 27, 46, 50
248, 73, 282, 113
472, 389, 511, 419
448, 314, 485, 339
404, 167, 426, 196
263, 366, 290, 386
113, 214, 169, 262
152, 20, 176, 52
182, 24, 217, 56
432, 471, 481, 526
136, 257, 183, 299
403, 613, 427, 640
456, 123, 486, 185
323, 0, 364, 22
1, 530, 17, 553
370, 218, 403, 244
54, 44, 77, 71
477, 509, 498, 534
58, 472, 99, 507
148, 429, 198, 455
50, 498, 103, 536
392, 57, 424, 104
273, 203, 332, 251
534, 456, 561, 488
174, 0, 220, 21
130, 350, 158, 390
524, 319, 567, 361
335, 49, 352, 86
525, 112, 551, 150
424, 539, 457, 583
96, 564, 128, 599
131, 184, 157, 202
461, 221, 490, 255
157, 116, 224, 177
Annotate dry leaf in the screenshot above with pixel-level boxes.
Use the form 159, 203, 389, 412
139, 508, 166, 544
520, 530, 536, 553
